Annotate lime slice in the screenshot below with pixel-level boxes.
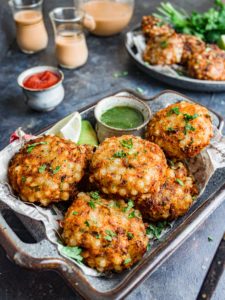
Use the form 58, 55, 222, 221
47, 112, 81, 143
78, 120, 99, 146
218, 35, 225, 50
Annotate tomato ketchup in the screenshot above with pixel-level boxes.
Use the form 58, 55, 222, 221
23, 70, 61, 90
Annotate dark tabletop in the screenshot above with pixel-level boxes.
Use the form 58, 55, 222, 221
0, 0, 225, 299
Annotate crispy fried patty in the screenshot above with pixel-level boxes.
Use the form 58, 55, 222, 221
8, 135, 92, 206
135, 162, 198, 221
188, 45, 225, 80
142, 16, 174, 40
146, 101, 213, 159
89, 135, 167, 197
143, 33, 184, 65
62, 192, 149, 272
181, 34, 205, 64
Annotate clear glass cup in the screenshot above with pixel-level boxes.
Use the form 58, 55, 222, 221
9, 0, 48, 54
75, 0, 135, 36
49, 7, 90, 69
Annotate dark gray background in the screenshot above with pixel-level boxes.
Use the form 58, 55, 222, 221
0, 0, 225, 299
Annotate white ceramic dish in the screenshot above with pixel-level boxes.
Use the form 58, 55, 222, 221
17, 65, 65, 111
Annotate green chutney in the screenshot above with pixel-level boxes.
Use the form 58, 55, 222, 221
101, 106, 144, 129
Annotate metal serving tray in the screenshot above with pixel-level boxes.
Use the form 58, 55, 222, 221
0, 90, 225, 300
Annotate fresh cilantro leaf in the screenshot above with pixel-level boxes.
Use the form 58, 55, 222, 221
128, 211, 136, 219
84, 220, 90, 227
105, 235, 112, 241
60, 246, 83, 263
53, 166, 61, 174
113, 150, 127, 158
175, 178, 184, 186
183, 113, 199, 121
184, 123, 195, 135
160, 40, 168, 48
89, 191, 100, 200
146, 221, 169, 240
167, 107, 180, 116
167, 127, 175, 132
72, 211, 79, 215
27, 141, 48, 153
124, 258, 132, 265
120, 138, 133, 149
127, 232, 134, 239
208, 236, 213, 242
38, 164, 47, 174
88, 200, 96, 209
21, 176, 26, 183
123, 200, 134, 212
105, 230, 117, 237
95, 233, 101, 239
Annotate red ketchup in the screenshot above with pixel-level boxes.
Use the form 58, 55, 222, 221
23, 71, 61, 90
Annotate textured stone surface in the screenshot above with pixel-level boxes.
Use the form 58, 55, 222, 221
0, 0, 225, 299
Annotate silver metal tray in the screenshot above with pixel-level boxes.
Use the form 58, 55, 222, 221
125, 27, 225, 92
0, 90, 225, 300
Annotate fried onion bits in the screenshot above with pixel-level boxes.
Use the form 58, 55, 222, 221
8, 135, 92, 206
146, 101, 213, 159
62, 192, 149, 272
89, 135, 167, 197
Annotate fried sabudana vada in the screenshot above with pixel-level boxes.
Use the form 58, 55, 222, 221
146, 101, 213, 159
62, 192, 149, 272
89, 135, 167, 197
135, 161, 198, 222
8, 135, 92, 206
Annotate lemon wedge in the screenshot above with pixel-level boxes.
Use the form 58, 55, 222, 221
47, 112, 81, 143
218, 35, 225, 50
78, 120, 99, 146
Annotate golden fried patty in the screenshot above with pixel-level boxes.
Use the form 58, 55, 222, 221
142, 16, 174, 40
89, 135, 167, 197
62, 192, 148, 272
146, 101, 213, 159
135, 161, 198, 221
143, 33, 184, 65
188, 45, 225, 80
8, 135, 92, 206
181, 34, 205, 64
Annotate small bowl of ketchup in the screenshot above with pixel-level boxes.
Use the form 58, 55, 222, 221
18, 66, 64, 112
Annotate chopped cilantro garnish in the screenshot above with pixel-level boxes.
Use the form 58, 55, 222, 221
123, 200, 134, 212
120, 138, 133, 149
127, 232, 134, 239
27, 141, 48, 153
84, 220, 90, 227
183, 113, 199, 121
208, 236, 213, 242
105, 230, 117, 237
88, 200, 96, 209
89, 191, 100, 200
146, 221, 169, 240
72, 211, 79, 215
128, 211, 136, 219
184, 123, 195, 135
113, 150, 127, 158
167, 127, 174, 132
175, 178, 184, 186
167, 107, 180, 116
160, 40, 168, 48
124, 258, 132, 265
95, 233, 101, 239
53, 166, 61, 174
38, 164, 47, 174
21, 176, 26, 183
59, 246, 83, 263
113, 71, 128, 78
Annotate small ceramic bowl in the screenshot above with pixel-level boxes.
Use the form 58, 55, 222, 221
17, 66, 65, 112
94, 93, 151, 142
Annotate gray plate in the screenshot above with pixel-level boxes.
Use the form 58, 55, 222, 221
0, 90, 225, 300
125, 27, 225, 92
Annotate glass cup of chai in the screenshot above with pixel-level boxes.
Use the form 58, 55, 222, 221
75, 0, 135, 36
9, 0, 48, 54
49, 7, 95, 70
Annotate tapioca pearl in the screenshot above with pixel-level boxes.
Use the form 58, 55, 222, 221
131, 189, 138, 196
113, 175, 121, 184
61, 182, 69, 190
60, 192, 70, 200
97, 257, 107, 268
74, 173, 82, 181
110, 186, 117, 194
113, 256, 123, 265
119, 189, 127, 197
100, 168, 107, 176
139, 156, 147, 164
108, 165, 117, 173
67, 177, 74, 183
74, 164, 82, 172
114, 159, 121, 165
144, 174, 151, 182
118, 168, 126, 175
143, 187, 150, 193
102, 187, 109, 194
137, 180, 145, 189
45, 190, 51, 196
